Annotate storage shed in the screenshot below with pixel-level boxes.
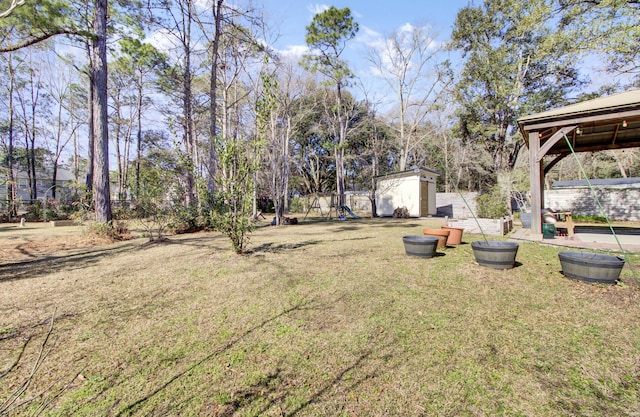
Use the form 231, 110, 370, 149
375, 168, 440, 217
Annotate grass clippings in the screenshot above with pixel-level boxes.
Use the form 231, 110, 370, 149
1, 217, 639, 416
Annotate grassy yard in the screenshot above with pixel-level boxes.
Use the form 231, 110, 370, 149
1, 217, 639, 416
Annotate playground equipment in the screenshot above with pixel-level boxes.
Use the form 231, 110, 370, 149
340, 205, 360, 219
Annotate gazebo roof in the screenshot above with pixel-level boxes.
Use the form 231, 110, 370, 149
518, 89, 640, 155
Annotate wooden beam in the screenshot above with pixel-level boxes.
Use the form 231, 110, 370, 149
536, 126, 577, 161
612, 123, 620, 144
566, 140, 640, 153
544, 153, 569, 175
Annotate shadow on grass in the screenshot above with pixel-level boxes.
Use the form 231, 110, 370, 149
146, 233, 227, 249
331, 225, 361, 232
249, 240, 322, 253
114, 297, 318, 416
0, 242, 140, 283
112, 294, 392, 417
208, 348, 385, 417
378, 222, 423, 228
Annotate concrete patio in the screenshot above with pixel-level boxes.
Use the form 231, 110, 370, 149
509, 225, 640, 253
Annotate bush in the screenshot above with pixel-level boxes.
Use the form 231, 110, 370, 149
26, 200, 58, 222
289, 197, 304, 213
168, 204, 207, 234
476, 188, 510, 219
87, 220, 129, 240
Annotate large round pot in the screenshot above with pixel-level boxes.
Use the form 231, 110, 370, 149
403, 235, 439, 258
471, 240, 519, 270
558, 251, 625, 284
441, 226, 464, 245
423, 228, 450, 249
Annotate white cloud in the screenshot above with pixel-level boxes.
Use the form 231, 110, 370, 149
357, 26, 384, 49
398, 22, 414, 34
146, 29, 179, 55
278, 44, 310, 59
307, 3, 329, 16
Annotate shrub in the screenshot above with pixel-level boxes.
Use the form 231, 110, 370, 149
87, 220, 129, 240
289, 197, 304, 213
26, 200, 57, 222
476, 187, 510, 219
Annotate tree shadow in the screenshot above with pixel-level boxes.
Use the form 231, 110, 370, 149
377, 222, 423, 228
148, 233, 228, 249
0, 242, 141, 283
114, 297, 320, 416
331, 225, 361, 232
571, 188, 640, 222
249, 240, 323, 253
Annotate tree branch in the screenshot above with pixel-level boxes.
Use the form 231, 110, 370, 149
0, 29, 83, 53
0, 0, 25, 19
0, 336, 32, 379
0, 309, 57, 416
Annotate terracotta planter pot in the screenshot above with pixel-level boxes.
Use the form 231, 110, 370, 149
441, 226, 464, 245
423, 228, 450, 249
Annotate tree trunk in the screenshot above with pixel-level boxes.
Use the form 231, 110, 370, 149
92, 0, 112, 223
86, 42, 94, 196
207, 0, 224, 193
6, 53, 17, 219
182, 0, 196, 207
135, 72, 143, 198
335, 83, 346, 208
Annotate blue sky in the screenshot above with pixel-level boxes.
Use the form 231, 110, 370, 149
263, 1, 472, 50
261, 0, 472, 60
257, 1, 472, 105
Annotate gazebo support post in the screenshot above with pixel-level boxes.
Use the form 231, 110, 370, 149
528, 131, 543, 239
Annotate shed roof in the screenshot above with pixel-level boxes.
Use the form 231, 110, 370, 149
375, 167, 441, 181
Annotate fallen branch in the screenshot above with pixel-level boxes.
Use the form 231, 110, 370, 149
0, 336, 32, 379
0, 309, 57, 415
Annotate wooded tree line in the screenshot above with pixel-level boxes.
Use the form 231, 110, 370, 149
1, 0, 639, 247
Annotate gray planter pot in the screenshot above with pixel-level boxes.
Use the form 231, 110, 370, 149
558, 251, 625, 284
520, 213, 531, 228
471, 240, 519, 269
403, 235, 439, 258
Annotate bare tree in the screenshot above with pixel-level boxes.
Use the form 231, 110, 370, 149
42, 54, 84, 198
367, 23, 450, 171
0, 51, 18, 218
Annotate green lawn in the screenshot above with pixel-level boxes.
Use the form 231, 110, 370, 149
1, 217, 639, 416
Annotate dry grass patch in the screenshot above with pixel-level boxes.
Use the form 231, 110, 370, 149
1, 217, 639, 416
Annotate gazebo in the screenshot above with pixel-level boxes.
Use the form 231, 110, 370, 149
517, 89, 640, 238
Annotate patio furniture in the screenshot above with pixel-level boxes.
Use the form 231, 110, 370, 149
553, 211, 574, 236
